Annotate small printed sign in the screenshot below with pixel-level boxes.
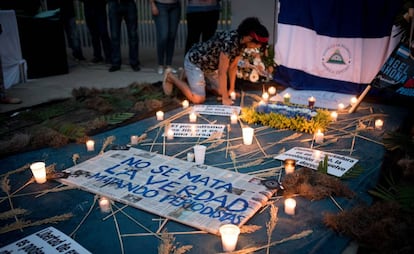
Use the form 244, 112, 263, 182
167, 123, 225, 138
274, 147, 358, 177
193, 105, 241, 116
0, 226, 91, 254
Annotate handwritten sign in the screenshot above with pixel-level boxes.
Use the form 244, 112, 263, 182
0, 226, 91, 254
59, 148, 275, 235
274, 147, 358, 177
193, 105, 241, 116
167, 123, 225, 138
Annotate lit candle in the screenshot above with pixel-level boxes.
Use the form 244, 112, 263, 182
230, 91, 236, 100
313, 149, 322, 160
284, 159, 296, 174
283, 93, 290, 103
262, 92, 269, 102
30, 162, 47, 184
308, 96, 315, 109
130, 135, 138, 145
242, 127, 254, 145
191, 124, 197, 136
230, 112, 238, 124
189, 112, 197, 122
350, 96, 357, 105
156, 111, 164, 121
182, 100, 189, 109
86, 140, 95, 151
284, 198, 296, 215
187, 152, 194, 162
99, 196, 111, 213
330, 111, 338, 122
167, 129, 174, 140
219, 224, 240, 252
268, 86, 276, 95
338, 103, 345, 111
375, 119, 383, 130
314, 130, 324, 144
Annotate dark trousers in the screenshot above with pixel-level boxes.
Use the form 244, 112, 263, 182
185, 10, 220, 53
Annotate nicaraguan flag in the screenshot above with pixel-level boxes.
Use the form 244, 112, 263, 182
274, 0, 403, 94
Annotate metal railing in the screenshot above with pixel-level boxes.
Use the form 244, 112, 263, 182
73, 0, 232, 49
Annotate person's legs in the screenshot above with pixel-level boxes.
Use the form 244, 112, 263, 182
125, 1, 140, 69
185, 12, 202, 53
165, 3, 181, 66
84, 4, 102, 61
0, 56, 21, 104
153, 3, 170, 67
108, 1, 122, 70
96, 3, 112, 62
200, 10, 219, 42
67, 16, 85, 60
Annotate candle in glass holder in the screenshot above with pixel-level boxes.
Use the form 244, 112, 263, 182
284, 198, 296, 215
308, 96, 315, 109
262, 92, 269, 102
284, 159, 296, 174
30, 162, 47, 184
230, 112, 238, 124
182, 100, 189, 109
219, 224, 240, 252
330, 111, 338, 122
130, 135, 138, 145
242, 127, 254, 145
189, 112, 197, 122
99, 196, 111, 213
86, 140, 95, 151
230, 91, 236, 100
375, 119, 384, 130
314, 130, 324, 144
268, 86, 276, 95
283, 93, 290, 103
338, 103, 345, 111
350, 96, 357, 105
156, 111, 164, 121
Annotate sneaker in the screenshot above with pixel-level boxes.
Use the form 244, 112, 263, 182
131, 64, 141, 71
162, 69, 173, 96
0, 96, 22, 104
157, 66, 164, 75
108, 65, 120, 72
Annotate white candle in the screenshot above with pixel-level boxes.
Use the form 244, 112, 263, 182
189, 112, 197, 122
350, 96, 357, 105
30, 162, 47, 184
338, 103, 345, 111
230, 91, 236, 100
187, 152, 194, 162
242, 127, 254, 145
284, 198, 296, 215
167, 129, 174, 140
219, 224, 240, 252
284, 159, 296, 174
156, 111, 164, 121
86, 140, 95, 151
182, 100, 189, 109
313, 149, 322, 160
130, 135, 138, 145
262, 92, 269, 101
99, 196, 111, 213
191, 124, 197, 136
268, 86, 276, 95
314, 130, 324, 144
230, 112, 238, 124
330, 111, 338, 122
308, 96, 315, 108
375, 119, 383, 130
283, 93, 290, 103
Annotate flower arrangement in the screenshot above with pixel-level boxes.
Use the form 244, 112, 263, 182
237, 45, 276, 83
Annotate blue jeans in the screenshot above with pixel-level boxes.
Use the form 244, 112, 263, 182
152, 2, 181, 66
108, 0, 140, 66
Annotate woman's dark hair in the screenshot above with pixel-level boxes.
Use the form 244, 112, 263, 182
237, 17, 269, 45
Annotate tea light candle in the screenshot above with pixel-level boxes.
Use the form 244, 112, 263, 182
156, 111, 164, 121
230, 112, 238, 124
262, 92, 269, 101
308, 96, 315, 109
219, 224, 240, 252
242, 127, 254, 145
189, 112, 197, 122
314, 130, 324, 144
187, 152, 195, 162
284, 198, 296, 215
130, 135, 138, 145
167, 129, 174, 140
86, 140, 95, 151
375, 119, 383, 130
350, 96, 357, 105
99, 196, 111, 213
268, 86, 276, 95
338, 103, 345, 111
330, 111, 338, 122
284, 159, 296, 174
30, 162, 47, 184
230, 91, 236, 100
182, 100, 189, 109
283, 93, 290, 103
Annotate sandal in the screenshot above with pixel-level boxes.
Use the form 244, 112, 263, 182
162, 68, 173, 96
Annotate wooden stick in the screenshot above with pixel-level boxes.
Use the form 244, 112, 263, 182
348, 85, 371, 113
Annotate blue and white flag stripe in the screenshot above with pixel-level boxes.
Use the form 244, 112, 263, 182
274, 0, 403, 94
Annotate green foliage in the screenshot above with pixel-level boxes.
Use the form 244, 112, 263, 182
98, 112, 135, 125
340, 164, 364, 179
20, 102, 73, 122
43, 121, 86, 140
99, 94, 134, 110
240, 107, 331, 134
382, 131, 414, 157
317, 155, 329, 174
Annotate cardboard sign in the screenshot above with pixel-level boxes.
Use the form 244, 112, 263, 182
0, 226, 91, 254
274, 147, 358, 177
167, 123, 225, 138
193, 105, 241, 116
59, 148, 275, 235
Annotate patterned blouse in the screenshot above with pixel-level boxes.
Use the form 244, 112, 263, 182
187, 30, 242, 72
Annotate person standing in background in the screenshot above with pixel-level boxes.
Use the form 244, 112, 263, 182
185, 0, 221, 53
107, 0, 141, 72
80, 0, 111, 64
150, 0, 181, 75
